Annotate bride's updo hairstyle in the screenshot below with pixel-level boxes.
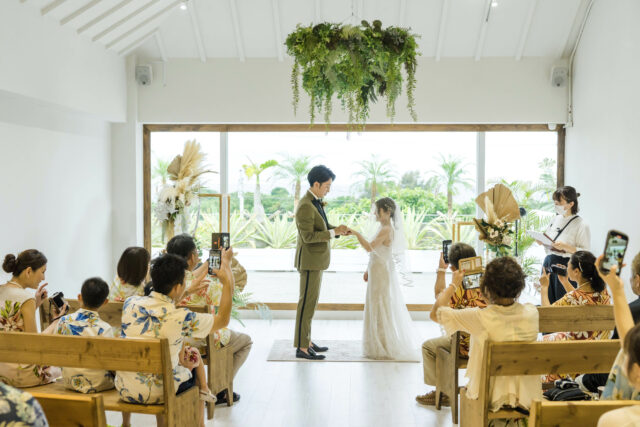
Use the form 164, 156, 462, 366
480, 257, 526, 303
375, 197, 396, 220
3, 250, 48, 277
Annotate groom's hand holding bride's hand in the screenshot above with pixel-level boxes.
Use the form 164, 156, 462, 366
334, 224, 349, 236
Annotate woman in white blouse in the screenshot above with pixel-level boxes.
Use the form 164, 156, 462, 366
430, 257, 540, 419
539, 186, 591, 304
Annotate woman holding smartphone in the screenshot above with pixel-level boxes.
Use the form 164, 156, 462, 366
539, 186, 591, 304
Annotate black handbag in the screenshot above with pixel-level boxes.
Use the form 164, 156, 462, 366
543, 380, 591, 401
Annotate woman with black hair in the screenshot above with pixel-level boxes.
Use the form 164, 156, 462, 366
540, 250, 612, 382
109, 246, 151, 302
539, 186, 591, 304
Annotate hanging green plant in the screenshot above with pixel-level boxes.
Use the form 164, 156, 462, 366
285, 20, 419, 128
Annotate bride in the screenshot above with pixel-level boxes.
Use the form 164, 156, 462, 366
349, 197, 417, 360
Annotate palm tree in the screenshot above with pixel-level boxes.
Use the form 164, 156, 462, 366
275, 155, 313, 211
242, 158, 278, 220
434, 154, 473, 215
352, 155, 396, 209
152, 157, 171, 186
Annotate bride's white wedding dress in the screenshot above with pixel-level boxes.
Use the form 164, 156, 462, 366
363, 227, 418, 360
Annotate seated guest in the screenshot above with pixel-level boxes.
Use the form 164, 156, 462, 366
578, 251, 640, 393
115, 252, 232, 427
0, 382, 48, 426
431, 257, 540, 419
416, 243, 488, 406
594, 256, 640, 426
0, 250, 64, 387
56, 277, 115, 393
540, 251, 611, 382
166, 234, 253, 405
109, 247, 150, 301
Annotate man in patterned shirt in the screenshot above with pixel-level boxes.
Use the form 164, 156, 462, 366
416, 242, 488, 407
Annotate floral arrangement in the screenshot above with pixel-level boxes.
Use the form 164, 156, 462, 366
473, 217, 514, 257
473, 184, 521, 258
154, 140, 216, 241
285, 20, 419, 128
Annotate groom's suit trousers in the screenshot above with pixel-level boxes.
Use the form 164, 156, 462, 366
294, 269, 323, 348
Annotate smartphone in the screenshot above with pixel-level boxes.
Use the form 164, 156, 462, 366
208, 249, 221, 275
442, 240, 452, 264
51, 291, 65, 309
212, 233, 231, 250
601, 230, 629, 275
550, 264, 567, 276
462, 272, 483, 290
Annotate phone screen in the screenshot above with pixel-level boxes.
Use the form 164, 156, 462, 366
602, 231, 629, 274
443, 240, 452, 264
208, 250, 221, 275
463, 272, 483, 290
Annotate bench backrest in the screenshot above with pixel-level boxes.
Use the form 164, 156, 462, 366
0, 331, 169, 375
40, 299, 211, 331
529, 400, 640, 427
537, 305, 615, 333
30, 392, 107, 427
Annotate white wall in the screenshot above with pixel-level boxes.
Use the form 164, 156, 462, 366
565, 0, 640, 294
0, 91, 113, 298
137, 57, 568, 124
0, 2, 126, 122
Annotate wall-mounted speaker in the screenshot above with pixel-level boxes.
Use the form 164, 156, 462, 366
135, 65, 153, 86
551, 66, 568, 88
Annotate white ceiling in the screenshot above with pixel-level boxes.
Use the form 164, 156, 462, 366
23, 0, 589, 61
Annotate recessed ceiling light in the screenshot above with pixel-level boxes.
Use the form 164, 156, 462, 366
491, 1, 498, 7
179, 2, 188, 10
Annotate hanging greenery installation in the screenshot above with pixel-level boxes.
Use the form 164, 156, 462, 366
285, 20, 419, 127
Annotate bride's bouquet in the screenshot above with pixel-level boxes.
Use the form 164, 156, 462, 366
473, 184, 520, 257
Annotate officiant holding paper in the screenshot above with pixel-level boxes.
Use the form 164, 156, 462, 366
537, 186, 590, 304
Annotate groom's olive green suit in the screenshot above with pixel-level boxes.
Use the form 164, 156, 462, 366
294, 191, 334, 348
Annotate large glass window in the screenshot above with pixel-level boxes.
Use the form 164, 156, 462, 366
146, 128, 557, 307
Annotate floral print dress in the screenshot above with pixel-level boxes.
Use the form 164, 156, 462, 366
114, 292, 214, 404
0, 382, 48, 427
55, 309, 115, 393
0, 286, 57, 388
108, 276, 143, 302
543, 287, 612, 382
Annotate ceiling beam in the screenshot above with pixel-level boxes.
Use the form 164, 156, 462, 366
398, 0, 406, 26
435, 0, 450, 61
314, 0, 321, 23
228, 0, 245, 62
93, 0, 159, 42
474, 0, 493, 61
515, 0, 537, 61
271, 0, 284, 61
106, 1, 181, 49
41, 0, 68, 16
78, 0, 134, 34
155, 32, 167, 62
60, 0, 101, 25
118, 29, 158, 56
187, 0, 206, 63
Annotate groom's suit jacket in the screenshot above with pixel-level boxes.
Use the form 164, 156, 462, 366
294, 191, 335, 271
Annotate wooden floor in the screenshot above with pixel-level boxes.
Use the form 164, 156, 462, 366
106, 318, 456, 427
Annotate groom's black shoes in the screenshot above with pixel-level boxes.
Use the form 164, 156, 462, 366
296, 348, 326, 360
311, 342, 328, 353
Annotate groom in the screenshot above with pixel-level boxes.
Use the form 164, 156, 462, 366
294, 165, 349, 360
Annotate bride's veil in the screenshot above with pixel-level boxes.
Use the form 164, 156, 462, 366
390, 203, 413, 286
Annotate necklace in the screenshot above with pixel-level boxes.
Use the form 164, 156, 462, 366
6, 281, 23, 289
576, 281, 592, 291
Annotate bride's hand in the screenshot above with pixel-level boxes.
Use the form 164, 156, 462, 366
363, 271, 368, 282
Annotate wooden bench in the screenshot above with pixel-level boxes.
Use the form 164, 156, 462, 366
0, 331, 199, 426
529, 399, 640, 427
435, 304, 615, 424
30, 392, 107, 427
40, 299, 234, 419
459, 339, 620, 427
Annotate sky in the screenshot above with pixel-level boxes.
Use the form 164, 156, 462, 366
150, 131, 557, 204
